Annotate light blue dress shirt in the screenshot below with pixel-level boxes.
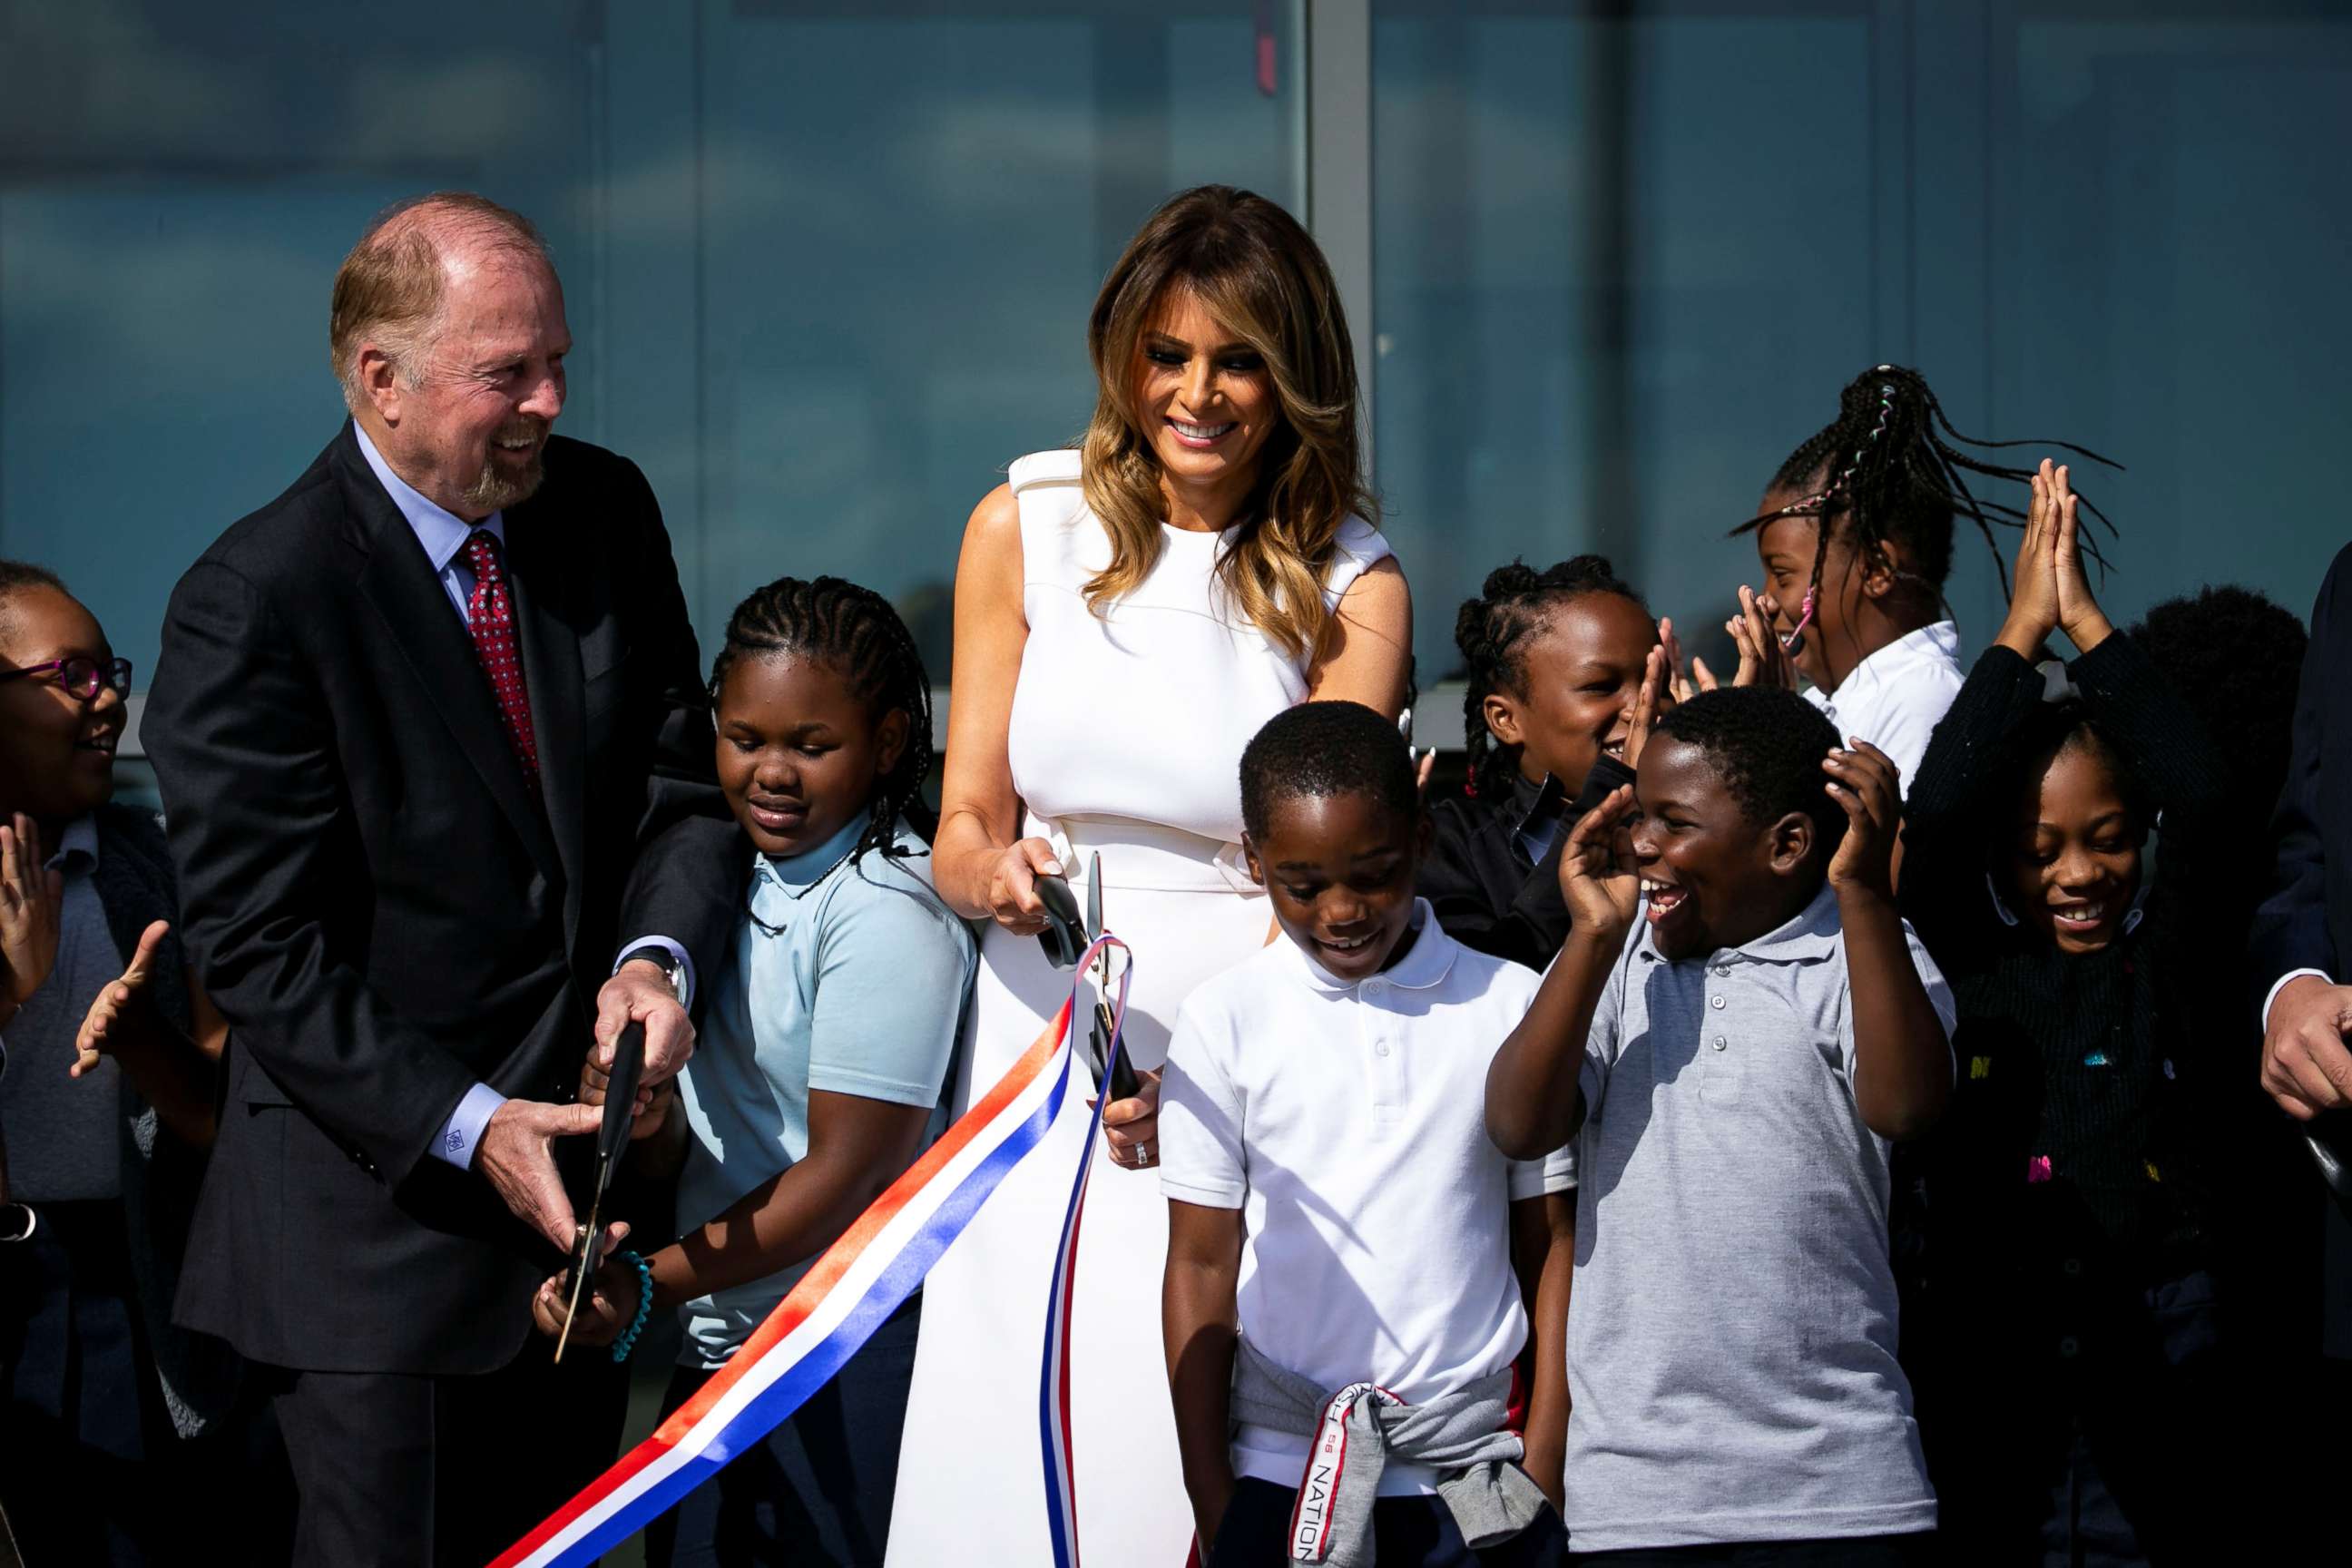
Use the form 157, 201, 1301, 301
674, 815, 975, 1367
351, 425, 695, 1169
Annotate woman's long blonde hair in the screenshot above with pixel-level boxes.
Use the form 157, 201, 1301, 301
1079, 186, 1376, 663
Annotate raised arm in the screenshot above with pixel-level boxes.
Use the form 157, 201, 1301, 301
1903, 462, 2093, 957
1827, 740, 1953, 1142
0, 813, 61, 1034
1485, 786, 1639, 1159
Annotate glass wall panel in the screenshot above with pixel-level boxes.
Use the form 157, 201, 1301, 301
1370, 0, 2352, 707
0, 0, 1305, 690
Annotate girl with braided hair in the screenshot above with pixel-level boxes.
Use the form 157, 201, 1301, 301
531, 574, 975, 1567
1420, 556, 1658, 967
1736, 363, 2117, 793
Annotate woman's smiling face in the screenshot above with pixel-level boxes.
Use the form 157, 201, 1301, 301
1132, 285, 1281, 510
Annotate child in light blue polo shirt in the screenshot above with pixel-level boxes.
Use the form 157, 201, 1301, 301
538, 576, 973, 1568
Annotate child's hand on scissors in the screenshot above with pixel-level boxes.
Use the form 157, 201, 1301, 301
530, 1220, 638, 1347
580, 1051, 674, 1142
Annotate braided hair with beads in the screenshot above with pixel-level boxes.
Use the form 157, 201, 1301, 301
1454, 555, 1648, 804
1736, 364, 2122, 608
708, 575, 938, 864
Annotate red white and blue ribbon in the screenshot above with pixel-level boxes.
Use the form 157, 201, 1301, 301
495, 934, 1133, 1568
1040, 937, 1135, 1567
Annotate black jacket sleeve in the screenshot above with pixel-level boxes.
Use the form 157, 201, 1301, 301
2251, 548, 2347, 996
1898, 645, 2053, 969
606, 464, 740, 995
148, 561, 479, 1185
2065, 632, 2230, 882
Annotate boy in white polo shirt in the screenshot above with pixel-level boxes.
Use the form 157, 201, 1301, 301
1161, 701, 1574, 1568
1486, 687, 1955, 1566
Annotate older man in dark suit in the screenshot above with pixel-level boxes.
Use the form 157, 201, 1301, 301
144, 193, 737, 1566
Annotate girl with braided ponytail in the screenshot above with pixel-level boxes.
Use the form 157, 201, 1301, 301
533, 574, 975, 1567
1736, 364, 2117, 793
1421, 556, 1658, 967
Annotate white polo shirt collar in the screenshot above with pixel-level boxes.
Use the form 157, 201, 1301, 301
1276, 898, 1457, 995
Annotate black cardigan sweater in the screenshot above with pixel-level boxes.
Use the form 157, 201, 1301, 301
1420, 755, 1637, 969
1899, 634, 2231, 1298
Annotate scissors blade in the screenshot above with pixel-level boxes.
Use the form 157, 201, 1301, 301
553, 1185, 606, 1364
1086, 852, 1104, 943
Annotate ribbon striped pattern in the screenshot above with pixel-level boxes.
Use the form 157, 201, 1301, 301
1039, 938, 1133, 1566
495, 935, 1133, 1568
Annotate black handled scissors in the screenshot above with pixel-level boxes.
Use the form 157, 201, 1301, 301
1083, 854, 1141, 1102
554, 1018, 646, 1362
1034, 854, 1138, 1100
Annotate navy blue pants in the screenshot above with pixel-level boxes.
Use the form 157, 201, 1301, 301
648, 1292, 921, 1568
1209, 1475, 1569, 1567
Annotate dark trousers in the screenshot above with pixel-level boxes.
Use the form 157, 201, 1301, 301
1569, 1537, 1930, 1566
1210, 1476, 1569, 1568
647, 1292, 922, 1568
265, 1332, 629, 1568
1916, 1269, 2256, 1567
0, 1199, 287, 1566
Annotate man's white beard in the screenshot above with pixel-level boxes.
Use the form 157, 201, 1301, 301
462, 453, 544, 514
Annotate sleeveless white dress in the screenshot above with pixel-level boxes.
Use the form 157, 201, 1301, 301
888, 451, 1393, 1565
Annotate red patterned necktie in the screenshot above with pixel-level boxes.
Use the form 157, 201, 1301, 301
464, 529, 541, 790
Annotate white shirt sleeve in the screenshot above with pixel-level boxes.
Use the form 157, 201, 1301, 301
2264, 969, 2335, 1031
428, 1081, 508, 1169
1157, 1002, 1247, 1210
615, 938, 697, 1011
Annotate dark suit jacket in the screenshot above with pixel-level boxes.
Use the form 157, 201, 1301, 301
145, 423, 738, 1375
2254, 542, 2352, 1003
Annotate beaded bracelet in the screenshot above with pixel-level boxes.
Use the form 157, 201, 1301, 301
611, 1250, 655, 1364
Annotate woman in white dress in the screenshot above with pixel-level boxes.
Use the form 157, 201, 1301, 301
889, 186, 1411, 1566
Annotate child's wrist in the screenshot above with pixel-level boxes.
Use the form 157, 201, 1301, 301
1833, 876, 1898, 913
2063, 609, 2114, 652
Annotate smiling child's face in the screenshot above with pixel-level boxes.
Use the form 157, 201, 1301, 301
0, 585, 122, 826
1486, 592, 1657, 794
1629, 735, 1817, 961
2003, 737, 2144, 956
1245, 788, 1428, 984
713, 652, 906, 859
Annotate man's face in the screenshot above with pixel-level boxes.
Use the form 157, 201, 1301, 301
372, 249, 569, 520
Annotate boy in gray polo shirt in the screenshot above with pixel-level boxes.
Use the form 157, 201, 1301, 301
1486, 688, 1955, 1564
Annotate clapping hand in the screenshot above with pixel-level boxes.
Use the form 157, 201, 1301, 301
0, 813, 63, 1026
1705, 587, 1799, 692
1999, 459, 2113, 659
1557, 785, 1642, 943
1823, 740, 1904, 903
74, 919, 170, 1076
